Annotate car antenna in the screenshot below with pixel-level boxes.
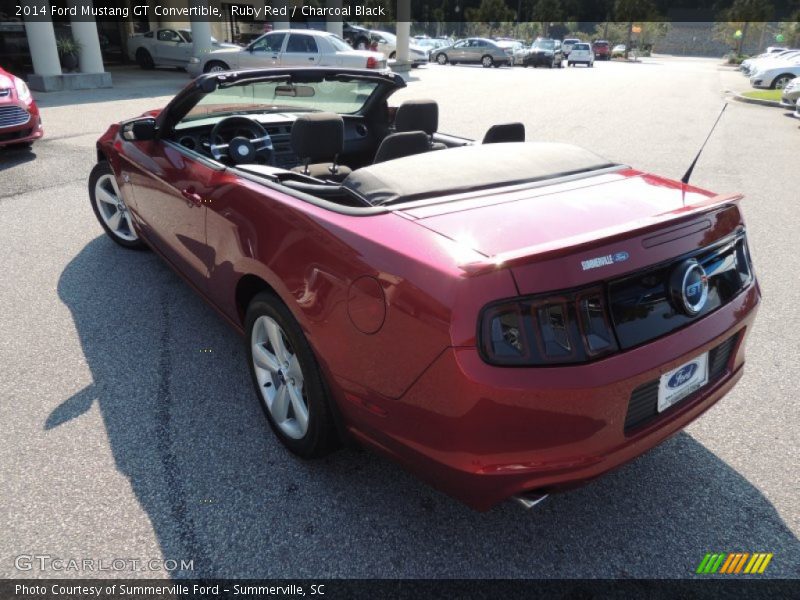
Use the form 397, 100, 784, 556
680, 103, 728, 188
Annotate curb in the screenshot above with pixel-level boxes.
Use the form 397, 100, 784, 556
732, 93, 785, 108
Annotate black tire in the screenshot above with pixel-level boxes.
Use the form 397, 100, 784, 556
135, 48, 154, 70
204, 60, 230, 73
245, 292, 338, 458
389, 51, 396, 60
436, 53, 447, 65
88, 162, 145, 249
772, 74, 794, 90
481, 55, 493, 68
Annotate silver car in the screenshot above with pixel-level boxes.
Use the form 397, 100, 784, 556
781, 77, 800, 107
432, 38, 511, 68
188, 29, 386, 77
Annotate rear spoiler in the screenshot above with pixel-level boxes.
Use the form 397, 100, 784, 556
460, 192, 743, 275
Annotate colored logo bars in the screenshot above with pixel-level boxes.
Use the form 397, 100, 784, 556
696, 552, 774, 574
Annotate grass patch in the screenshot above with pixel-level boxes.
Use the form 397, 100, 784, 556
742, 90, 783, 101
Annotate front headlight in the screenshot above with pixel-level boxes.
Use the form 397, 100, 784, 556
14, 76, 31, 102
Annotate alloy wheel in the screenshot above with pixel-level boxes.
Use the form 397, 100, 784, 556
251, 315, 309, 440
94, 174, 137, 242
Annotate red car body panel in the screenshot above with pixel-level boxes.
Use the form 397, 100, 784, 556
96, 93, 759, 510
0, 67, 43, 147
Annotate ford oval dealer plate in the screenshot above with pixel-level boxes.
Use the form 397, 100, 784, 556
657, 353, 709, 412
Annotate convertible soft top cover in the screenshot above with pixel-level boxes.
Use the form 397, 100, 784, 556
342, 142, 619, 206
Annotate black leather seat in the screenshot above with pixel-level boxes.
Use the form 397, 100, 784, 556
290, 113, 352, 181
374, 131, 430, 163
482, 122, 526, 144
394, 99, 447, 151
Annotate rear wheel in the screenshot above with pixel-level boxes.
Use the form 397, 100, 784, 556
89, 162, 144, 249
204, 60, 229, 73
389, 51, 396, 59
481, 55, 493, 68
436, 53, 448, 65
135, 48, 154, 70
246, 292, 338, 458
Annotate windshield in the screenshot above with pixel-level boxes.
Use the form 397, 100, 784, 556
180, 78, 380, 123
532, 40, 555, 50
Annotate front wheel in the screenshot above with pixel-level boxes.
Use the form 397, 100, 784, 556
481, 55, 493, 68
204, 60, 229, 73
135, 48, 154, 70
89, 162, 144, 249
246, 292, 338, 458
773, 74, 794, 89
436, 53, 448, 65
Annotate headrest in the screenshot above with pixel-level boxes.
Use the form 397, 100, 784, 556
291, 112, 344, 160
374, 131, 430, 164
483, 122, 526, 144
394, 99, 438, 135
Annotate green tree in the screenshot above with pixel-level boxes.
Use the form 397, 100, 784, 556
614, 0, 658, 57
530, 0, 562, 37
720, 0, 775, 55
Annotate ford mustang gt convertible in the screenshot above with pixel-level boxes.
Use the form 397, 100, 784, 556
89, 67, 760, 511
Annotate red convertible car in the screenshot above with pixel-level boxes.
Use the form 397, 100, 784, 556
0, 66, 43, 148
90, 68, 759, 511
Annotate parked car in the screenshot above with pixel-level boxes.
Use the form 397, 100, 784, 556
521, 38, 563, 68
495, 40, 524, 65
612, 44, 626, 57
795, 97, 800, 119
88, 66, 760, 511
741, 49, 800, 76
414, 37, 449, 59
342, 22, 371, 50
369, 30, 428, 67
128, 29, 238, 70
568, 42, 594, 67
0, 66, 43, 149
779, 76, 800, 106
187, 30, 386, 76
750, 56, 800, 89
592, 40, 611, 60
562, 38, 581, 57
432, 38, 511, 68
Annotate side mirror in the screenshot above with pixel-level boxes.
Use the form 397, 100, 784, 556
122, 118, 157, 141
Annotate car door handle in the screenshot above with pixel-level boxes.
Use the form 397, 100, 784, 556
181, 188, 203, 207
307, 57, 315, 61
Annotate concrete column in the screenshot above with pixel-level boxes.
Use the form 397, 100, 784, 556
394, 0, 411, 71
325, 0, 343, 37
68, 0, 105, 73
190, 0, 213, 57
271, 0, 290, 31
23, 0, 61, 76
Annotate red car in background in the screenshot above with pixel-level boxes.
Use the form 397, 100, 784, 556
593, 40, 611, 60
0, 66, 43, 149
88, 68, 760, 511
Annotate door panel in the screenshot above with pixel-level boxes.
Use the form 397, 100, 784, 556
240, 32, 285, 68
280, 33, 321, 66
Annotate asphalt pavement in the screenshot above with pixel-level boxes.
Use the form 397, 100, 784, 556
0, 57, 798, 579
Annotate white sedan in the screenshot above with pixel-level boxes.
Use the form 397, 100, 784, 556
750, 57, 800, 89
369, 31, 429, 67
567, 43, 594, 67
128, 29, 237, 70
188, 30, 386, 77
741, 49, 800, 76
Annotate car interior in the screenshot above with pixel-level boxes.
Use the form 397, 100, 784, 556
167, 95, 534, 209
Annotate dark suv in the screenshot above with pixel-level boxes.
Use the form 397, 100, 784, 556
342, 23, 371, 49
522, 38, 563, 68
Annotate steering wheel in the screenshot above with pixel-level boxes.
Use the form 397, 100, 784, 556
208, 116, 273, 165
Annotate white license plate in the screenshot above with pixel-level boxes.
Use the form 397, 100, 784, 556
657, 352, 709, 412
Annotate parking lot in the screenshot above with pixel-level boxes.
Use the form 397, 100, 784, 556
1, 56, 798, 579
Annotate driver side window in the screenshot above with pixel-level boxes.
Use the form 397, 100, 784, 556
158, 30, 180, 43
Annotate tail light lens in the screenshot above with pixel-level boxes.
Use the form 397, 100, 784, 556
366, 56, 378, 69
480, 286, 618, 366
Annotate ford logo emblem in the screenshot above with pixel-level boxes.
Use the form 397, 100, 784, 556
668, 363, 698, 389
669, 259, 709, 316
613, 251, 629, 263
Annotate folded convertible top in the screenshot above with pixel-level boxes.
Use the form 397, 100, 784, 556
341, 142, 619, 206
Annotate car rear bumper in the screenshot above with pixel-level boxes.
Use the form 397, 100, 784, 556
0, 102, 43, 147
344, 282, 759, 511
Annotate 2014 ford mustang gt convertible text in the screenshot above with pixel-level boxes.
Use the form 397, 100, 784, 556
89, 67, 760, 511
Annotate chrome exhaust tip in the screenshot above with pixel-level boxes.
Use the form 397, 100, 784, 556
513, 492, 549, 509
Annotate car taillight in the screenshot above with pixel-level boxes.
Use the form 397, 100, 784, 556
366, 56, 378, 69
479, 285, 618, 366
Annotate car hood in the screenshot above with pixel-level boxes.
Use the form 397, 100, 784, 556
207, 46, 243, 57
399, 171, 720, 258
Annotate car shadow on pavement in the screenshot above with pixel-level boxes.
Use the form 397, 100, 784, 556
55, 236, 800, 579
0, 146, 37, 170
